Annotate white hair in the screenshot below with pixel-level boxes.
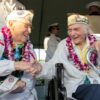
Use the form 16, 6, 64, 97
79, 23, 94, 35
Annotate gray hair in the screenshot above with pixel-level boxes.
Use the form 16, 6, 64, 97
80, 24, 94, 35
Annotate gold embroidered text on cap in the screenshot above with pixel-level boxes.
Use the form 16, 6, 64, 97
68, 14, 89, 26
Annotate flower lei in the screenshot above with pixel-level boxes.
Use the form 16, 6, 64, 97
66, 34, 97, 71
1, 26, 35, 62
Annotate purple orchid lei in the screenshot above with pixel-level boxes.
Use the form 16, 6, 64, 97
2, 26, 35, 62
66, 34, 97, 71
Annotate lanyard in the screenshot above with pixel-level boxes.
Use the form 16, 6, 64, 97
77, 43, 88, 64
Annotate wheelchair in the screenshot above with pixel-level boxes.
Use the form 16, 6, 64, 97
46, 48, 100, 100
46, 63, 68, 100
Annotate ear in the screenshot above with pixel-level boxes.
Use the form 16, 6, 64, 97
8, 21, 14, 27
7, 20, 15, 29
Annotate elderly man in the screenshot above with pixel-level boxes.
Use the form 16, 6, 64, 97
0, 10, 41, 100
34, 14, 100, 100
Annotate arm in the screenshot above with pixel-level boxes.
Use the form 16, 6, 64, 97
0, 60, 37, 76
37, 40, 64, 79
0, 33, 15, 76
0, 60, 15, 76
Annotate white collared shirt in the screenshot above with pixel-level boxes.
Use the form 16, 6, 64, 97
44, 34, 61, 62
39, 35, 100, 99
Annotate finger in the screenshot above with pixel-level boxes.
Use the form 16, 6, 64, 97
25, 67, 33, 73
29, 67, 39, 76
30, 66, 41, 76
30, 60, 37, 66
30, 70, 38, 77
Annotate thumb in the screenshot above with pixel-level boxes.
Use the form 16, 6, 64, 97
30, 60, 36, 65
30, 59, 36, 63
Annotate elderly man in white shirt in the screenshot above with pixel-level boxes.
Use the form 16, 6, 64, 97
0, 10, 41, 100
33, 14, 100, 100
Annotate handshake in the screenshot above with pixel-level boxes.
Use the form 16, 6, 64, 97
0, 61, 42, 95
14, 60, 42, 77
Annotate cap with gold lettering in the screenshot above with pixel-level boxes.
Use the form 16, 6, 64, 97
68, 14, 89, 26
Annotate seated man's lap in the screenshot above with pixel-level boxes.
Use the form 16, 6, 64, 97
72, 84, 100, 100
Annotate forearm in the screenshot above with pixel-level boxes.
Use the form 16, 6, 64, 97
36, 62, 55, 79
0, 59, 15, 76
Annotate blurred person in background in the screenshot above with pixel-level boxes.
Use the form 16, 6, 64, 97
86, 1, 100, 15
86, 1, 100, 39
44, 23, 61, 62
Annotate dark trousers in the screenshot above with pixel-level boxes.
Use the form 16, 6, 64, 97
72, 84, 100, 100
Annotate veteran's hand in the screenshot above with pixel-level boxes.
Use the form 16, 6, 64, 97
14, 61, 42, 76
26, 61, 42, 77
14, 61, 35, 72
11, 80, 26, 94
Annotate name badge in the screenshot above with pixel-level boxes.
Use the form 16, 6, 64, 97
0, 75, 18, 94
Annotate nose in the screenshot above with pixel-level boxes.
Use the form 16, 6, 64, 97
69, 30, 76, 36
71, 32, 76, 36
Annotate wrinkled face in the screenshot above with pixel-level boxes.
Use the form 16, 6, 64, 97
11, 20, 32, 44
68, 24, 86, 45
